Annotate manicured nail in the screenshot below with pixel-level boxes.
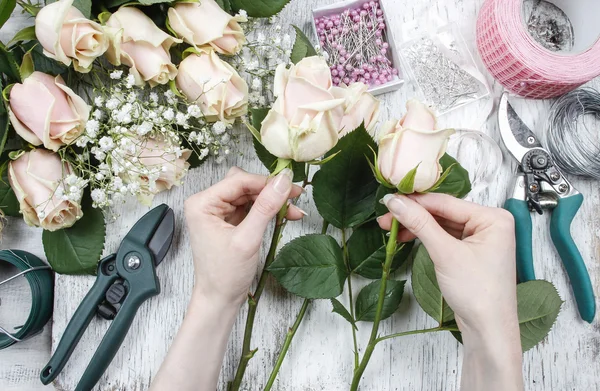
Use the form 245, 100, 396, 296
273, 168, 293, 194
382, 194, 407, 214
293, 205, 308, 216
376, 215, 383, 222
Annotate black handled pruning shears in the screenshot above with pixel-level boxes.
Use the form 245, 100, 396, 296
40, 204, 175, 390
498, 93, 595, 323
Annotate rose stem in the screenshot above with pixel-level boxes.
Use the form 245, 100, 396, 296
262, 220, 329, 390
229, 205, 288, 391
350, 218, 400, 391
341, 228, 360, 369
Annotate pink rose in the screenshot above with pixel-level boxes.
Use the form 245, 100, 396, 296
168, 0, 246, 55
35, 0, 109, 72
9, 72, 89, 151
137, 138, 191, 194
378, 100, 455, 192
260, 56, 346, 162
8, 149, 83, 231
332, 82, 380, 136
105, 7, 182, 86
176, 49, 248, 123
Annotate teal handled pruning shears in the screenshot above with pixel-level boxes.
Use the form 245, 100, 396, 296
499, 93, 595, 323
40, 204, 175, 390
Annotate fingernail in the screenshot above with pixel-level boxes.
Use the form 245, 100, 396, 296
383, 194, 407, 214
293, 205, 308, 216
376, 215, 383, 222
273, 168, 293, 194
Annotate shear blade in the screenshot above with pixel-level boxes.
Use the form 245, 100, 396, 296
498, 93, 543, 163
148, 208, 175, 266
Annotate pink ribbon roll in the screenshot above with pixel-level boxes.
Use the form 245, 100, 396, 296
476, 0, 600, 99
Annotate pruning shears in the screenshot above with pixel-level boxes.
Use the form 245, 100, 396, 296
498, 93, 595, 323
40, 204, 175, 390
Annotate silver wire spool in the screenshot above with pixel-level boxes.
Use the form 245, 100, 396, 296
546, 88, 600, 179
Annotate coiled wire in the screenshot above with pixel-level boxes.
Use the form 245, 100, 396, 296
546, 88, 600, 179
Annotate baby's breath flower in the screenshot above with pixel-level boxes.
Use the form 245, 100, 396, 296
94, 96, 104, 106
212, 121, 227, 135
110, 70, 123, 79
187, 104, 201, 118
162, 108, 175, 121
99, 136, 115, 151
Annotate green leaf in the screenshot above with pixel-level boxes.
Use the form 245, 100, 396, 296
517, 280, 562, 352
411, 245, 455, 324
7, 26, 36, 47
355, 279, 406, 322
42, 195, 106, 275
374, 185, 395, 217
230, 0, 290, 17
290, 25, 317, 64
250, 107, 306, 182
19, 51, 34, 80
0, 43, 21, 82
429, 154, 471, 198
0, 100, 9, 157
396, 164, 419, 194
312, 126, 379, 229
72, 0, 91, 17
215, 0, 231, 13
16, 42, 66, 75
0, 0, 16, 29
268, 234, 347, 299
330, 298, 357, 330
348, 220, 414, 279
0, 161, 19, 216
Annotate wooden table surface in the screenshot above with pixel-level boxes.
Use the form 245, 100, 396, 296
2, 0, 600, 390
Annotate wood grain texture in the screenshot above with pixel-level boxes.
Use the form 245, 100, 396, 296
2, 0, 600, 390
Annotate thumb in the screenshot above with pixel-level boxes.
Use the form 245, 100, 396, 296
382, 194, 455, 252
236, 168, 294, 242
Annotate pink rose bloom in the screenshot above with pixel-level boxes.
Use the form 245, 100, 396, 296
8, 149, 83, 231
9, 72, 89, 151
168, 0, 246, 55
176, 49, 248, 123
260, 56, 346, 162
332, 82, 380, 136
105, 7, 182, 86
378, 100, 455, 192
35, 0, 109, 72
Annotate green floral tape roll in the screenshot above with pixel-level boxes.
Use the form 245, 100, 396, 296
0, 250, 54, 350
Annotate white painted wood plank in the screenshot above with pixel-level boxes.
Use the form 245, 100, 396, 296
1, 0, 600, 390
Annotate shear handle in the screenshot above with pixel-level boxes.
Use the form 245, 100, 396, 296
550, 194, 596, 323
75, 278, 160, 391
40, 255, 118, 385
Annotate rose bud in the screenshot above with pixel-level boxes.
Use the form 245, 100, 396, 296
260, 56, 346, 162
378, 100, 455, 192
176, 49, 248, 123
332, 82, 380, 136
105, 7, 182, 86
35, 0, 109, 73
8, 72, 90, 152
168, 0, 246, 56
8, 149, 83, 231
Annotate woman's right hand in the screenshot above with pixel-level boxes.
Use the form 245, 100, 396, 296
378, 193, 523, 391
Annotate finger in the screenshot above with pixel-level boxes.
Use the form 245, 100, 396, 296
206, 170, 303, 204
286, 204, 308, 221
236, 168, 294, 241
378, 212, 464, 234
382, 194, 456, 251
397, 226, 463, 243
407, 193, 487, 225
226, 166, 245, 178
376, 213, 393, 230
